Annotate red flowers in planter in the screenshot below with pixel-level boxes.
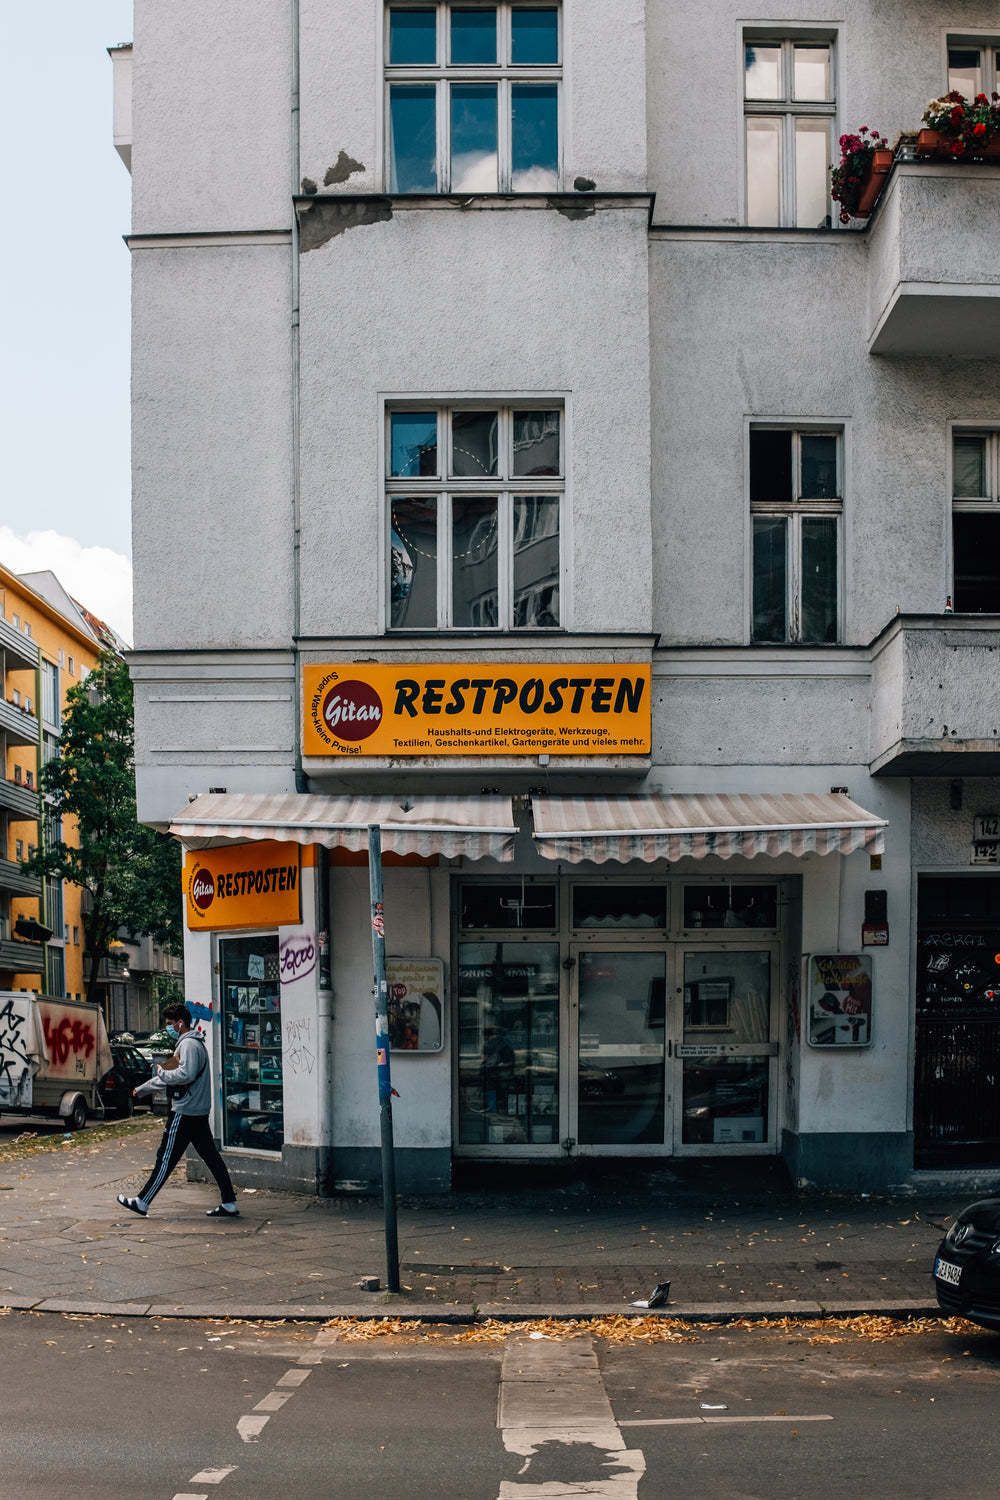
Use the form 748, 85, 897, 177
830, 126, 891, 223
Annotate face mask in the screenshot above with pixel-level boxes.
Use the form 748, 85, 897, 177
165, 1024, 179, 1040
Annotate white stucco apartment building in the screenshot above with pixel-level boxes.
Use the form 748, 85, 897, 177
117, 2, 1000, 1195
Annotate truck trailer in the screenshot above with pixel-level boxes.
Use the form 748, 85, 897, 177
0, 992, 112, 1131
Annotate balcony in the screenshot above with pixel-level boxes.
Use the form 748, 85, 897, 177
0, 857, 41, 897
868, 160, 1000, 358
870, 614, 1000, 774
0, 615, 39, 671
0, 938, 44, 974
0, 696, 39, 747
0, 777, 39, 819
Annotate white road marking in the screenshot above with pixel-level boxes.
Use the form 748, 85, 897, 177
298, 1328, 339, 1364
276, 1368, 312, 1387
189, 1471, 237, 1484
620, 1414, 834, 1427
254, 1390, 294, 1412
497, 1338, 645, 1500
237, 1415, 270, 1443
172, 1494, 208, 1499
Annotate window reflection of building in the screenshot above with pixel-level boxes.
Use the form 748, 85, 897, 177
387, 404, 562, 629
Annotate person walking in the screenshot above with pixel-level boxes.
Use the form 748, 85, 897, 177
116, 1003, 239, 1219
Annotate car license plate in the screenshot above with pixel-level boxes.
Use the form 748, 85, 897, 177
935, 1257, 962, 1286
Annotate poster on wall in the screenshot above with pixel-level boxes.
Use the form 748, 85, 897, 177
386, 958, 445, 1052
806, 954, 873, 1047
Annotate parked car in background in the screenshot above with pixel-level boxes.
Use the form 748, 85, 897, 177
933, 1198, 1000, 1330
133, 1028, 175, 1064
99, 1041, 154, 1118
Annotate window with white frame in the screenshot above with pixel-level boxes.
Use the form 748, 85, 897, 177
388, 402, 562, 629
948, 38, 1000, 97
386, 3, 560, 192
750, 427, 842, 643
40, 659, 58, 727
744, 36, 835, 227
952, 431, 1000, 613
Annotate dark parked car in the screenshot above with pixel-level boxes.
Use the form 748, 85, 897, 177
99, 1041, 154, 1118
933, 1198, 1000, 1330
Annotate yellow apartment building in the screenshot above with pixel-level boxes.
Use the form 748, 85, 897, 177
0, 565, 103, 1001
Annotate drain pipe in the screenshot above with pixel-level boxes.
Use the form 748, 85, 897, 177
289, 0, 334, 1189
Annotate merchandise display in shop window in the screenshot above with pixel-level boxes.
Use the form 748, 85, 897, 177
220, 935, 283, 1151
457, 942, 559, 1144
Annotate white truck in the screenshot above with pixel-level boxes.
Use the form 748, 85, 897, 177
0, 992, 112, 1131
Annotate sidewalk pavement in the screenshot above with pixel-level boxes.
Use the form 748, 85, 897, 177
0, 1116, 986, 1324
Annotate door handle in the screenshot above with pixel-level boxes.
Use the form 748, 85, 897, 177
668, 1039, 672, 1058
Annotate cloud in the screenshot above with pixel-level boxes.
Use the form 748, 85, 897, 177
0, 528, 133, 646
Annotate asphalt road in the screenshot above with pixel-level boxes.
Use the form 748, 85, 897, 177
2, 1312, 1000, 1498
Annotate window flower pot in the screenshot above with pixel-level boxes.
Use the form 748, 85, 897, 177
854, 148, 894, 217
917, 127, 1000, 160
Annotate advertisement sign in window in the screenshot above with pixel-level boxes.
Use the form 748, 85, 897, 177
807, 954, 873, 1047
386, 957, 445, 1051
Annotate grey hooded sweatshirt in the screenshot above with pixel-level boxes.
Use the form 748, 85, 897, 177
135, 1029, 211, 1115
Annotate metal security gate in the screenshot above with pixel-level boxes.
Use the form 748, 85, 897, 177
914, 1021, 1000, 1164
914, 876, 1000, 1168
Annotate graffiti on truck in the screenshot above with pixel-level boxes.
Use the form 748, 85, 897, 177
41, 1012, 96, 1073
0, 998, 34, 1106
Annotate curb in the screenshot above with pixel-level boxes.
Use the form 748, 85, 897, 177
1, 1296, 945, 1324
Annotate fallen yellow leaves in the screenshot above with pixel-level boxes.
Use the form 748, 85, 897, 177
318, 1311, 984, 1345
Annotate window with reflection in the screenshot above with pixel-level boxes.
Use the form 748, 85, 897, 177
460, 881, 557, 929
388, 403, 562, 629
947, 41, 1000, 99
681, 950, 771, 1144
744, 36, 834, 227
458, 941, 560, 1143
952, 431, 1000, 612
387, 4, 561, 192
750, 427, 841, 643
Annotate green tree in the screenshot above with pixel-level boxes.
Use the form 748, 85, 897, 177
22, 651, 182, 1005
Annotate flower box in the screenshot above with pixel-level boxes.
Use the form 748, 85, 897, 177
854, 148, 894, 217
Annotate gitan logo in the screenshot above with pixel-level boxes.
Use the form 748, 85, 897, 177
191, 871, 215, 911
321, 680, 383, 742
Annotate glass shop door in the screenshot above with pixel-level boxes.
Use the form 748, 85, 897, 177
571, 948, 670, 1154
672, 946, 778, 1153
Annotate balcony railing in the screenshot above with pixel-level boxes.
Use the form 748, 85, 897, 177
0, 937, 44, 974
0, 696, 39, 747
0, 615, 39, 670
0, 777, 39, 819
0, 857, 41, 896
868, 157, 1000, 358
870, 614, 1000, 774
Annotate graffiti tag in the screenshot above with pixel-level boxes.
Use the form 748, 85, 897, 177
42, 1014, 95, 1067
280, 933, 317, 983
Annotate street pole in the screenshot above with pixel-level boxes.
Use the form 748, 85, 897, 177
368, 823, 400, 1292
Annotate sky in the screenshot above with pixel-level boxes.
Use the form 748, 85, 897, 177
1, 2, 134, 641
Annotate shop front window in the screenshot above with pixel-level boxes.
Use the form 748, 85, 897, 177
220, 934, 283, 1152
681, 950, 771, 1145
577, 950, 666, 1144
458, 941, 559, 1144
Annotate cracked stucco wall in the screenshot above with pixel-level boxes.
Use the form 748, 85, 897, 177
296, 203, 652, 639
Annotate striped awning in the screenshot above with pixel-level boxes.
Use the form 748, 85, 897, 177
531, 792, 887, 864
171, 792, 518, 862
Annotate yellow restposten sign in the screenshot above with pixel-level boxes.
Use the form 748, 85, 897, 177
302, 663, 651, 758
184, 842, 302, 930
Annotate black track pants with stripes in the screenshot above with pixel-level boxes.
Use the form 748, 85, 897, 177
137, 1111, 235, 1207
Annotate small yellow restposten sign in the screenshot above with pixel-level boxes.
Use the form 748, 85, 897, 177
302, 662, 651, 758
184, 842, 302, 930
